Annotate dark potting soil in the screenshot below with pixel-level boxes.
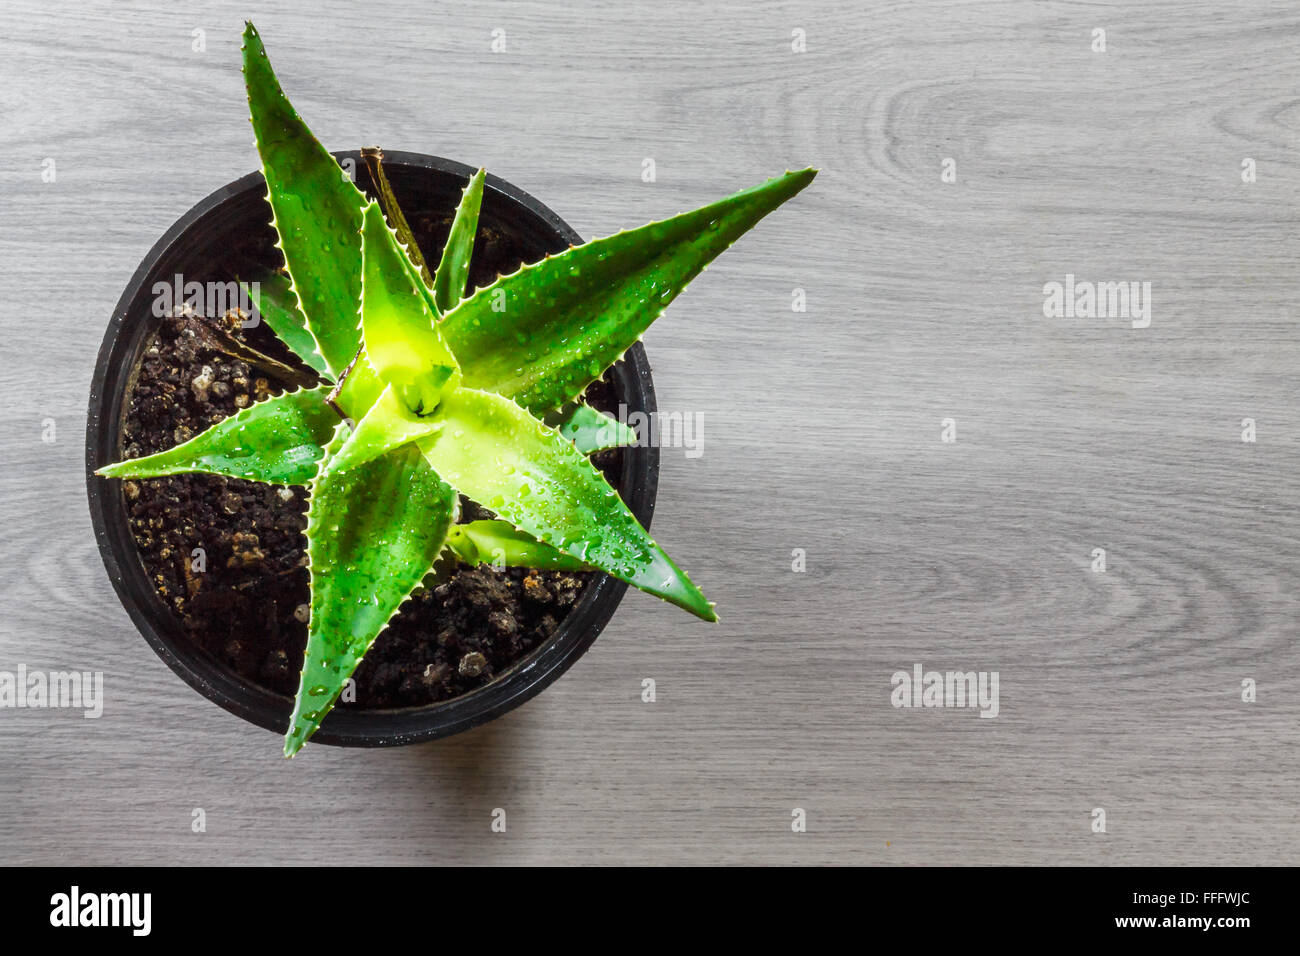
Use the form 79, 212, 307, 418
119, 250, 626, 710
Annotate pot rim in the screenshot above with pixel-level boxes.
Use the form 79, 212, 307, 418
86, 150, 660, 748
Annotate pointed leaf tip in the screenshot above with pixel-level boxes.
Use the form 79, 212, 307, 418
244, 26, 368, 383
548, 402, 638, 453
419, 387, 716, 620
363, 147, 437, 295
431, 167, 487, 315
440, 167, 817, 414
95, 386, 339, 485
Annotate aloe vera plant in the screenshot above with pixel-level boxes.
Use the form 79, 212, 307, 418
97, 22, 815, 756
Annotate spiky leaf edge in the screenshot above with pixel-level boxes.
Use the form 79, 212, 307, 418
286, 423, 459, 755
96, 384, 338, 486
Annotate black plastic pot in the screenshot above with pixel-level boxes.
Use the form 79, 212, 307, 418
86, 150, 658, 747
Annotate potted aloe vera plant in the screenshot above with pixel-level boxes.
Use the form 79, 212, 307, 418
88, 22, 815, 755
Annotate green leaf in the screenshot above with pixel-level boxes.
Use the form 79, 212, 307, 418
96, 386, 338, 485
362, 147, 434, 289
242, 21, 367, 381
286, 426, 458, 756
243, 26, 439, 423
440, 168, 817, 414
445, 520, 590, 571
432, 167, 486, 314
360, 201, 461, 415
240, 274, 331, 380
419, 387, 716, 621
325, 385, 442, 476
548, 402, 637, 454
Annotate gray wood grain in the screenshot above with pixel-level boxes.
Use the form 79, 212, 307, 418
2, 0, 1297, 865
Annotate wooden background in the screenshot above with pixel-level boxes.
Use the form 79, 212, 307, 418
1, 0, 1297, 865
